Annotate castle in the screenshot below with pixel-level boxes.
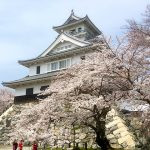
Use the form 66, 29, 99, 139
3, 10, 106, 103
1, 11, 137, 149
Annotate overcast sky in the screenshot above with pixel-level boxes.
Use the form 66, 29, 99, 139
0, 0, 149, 88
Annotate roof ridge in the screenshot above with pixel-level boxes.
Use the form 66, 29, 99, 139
53, 16, 86, 29
62, 10, 81, 26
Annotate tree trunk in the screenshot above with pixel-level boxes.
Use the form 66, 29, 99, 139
94, 106, 112, 150
96, 131, 111, 150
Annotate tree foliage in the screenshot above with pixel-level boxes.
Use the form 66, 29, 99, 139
127, 5, 150, 48
11, 4, 150, 150
0, 88, 14, 114
13, 43, 150, 149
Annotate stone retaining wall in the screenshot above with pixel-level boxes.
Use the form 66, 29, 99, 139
106, 108, 136, 149
0, 103, 35, 145
0, 103, 136, 149
46, 124, 97, 148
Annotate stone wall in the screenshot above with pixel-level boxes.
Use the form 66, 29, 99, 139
46, 124, 97, 149
106, 108, 136, 149
0, 105, 17, 144
0, 103, 136, 149
0, 103, 98, 148
0, 103, 35, 145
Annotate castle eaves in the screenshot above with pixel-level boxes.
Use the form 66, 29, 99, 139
2, 71, 58, 88
18, 43, 106, 68
53, 16, 101, 35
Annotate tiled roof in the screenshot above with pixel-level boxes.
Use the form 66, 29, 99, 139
38, 32, 90, 58
63, 18, 79, 25
53, 16, 86, 31
18, 43, 95, 67
2, 71, 59, 88
53, 16, 101, 35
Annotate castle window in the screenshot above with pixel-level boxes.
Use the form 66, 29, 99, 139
26, 88, 33, 95
40, 85, 49, 91
65, 45, 72, 50
70, 29, 76, 35
59, 59, 71, 69
51, 62, 59, 71
36, 66, 40, 74
80, 55, 85, 60
59, 60, 67, 69
78, 27, 82, 33
66, 59, 71, 67
47, 58, 71, 72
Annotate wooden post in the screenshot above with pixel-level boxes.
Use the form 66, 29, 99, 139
73, 124, 76, 149
85, 142, 87, 150
76, 143, 79, 150
69, 142, 71, 148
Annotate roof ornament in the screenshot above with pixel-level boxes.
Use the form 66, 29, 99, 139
71, 9, 74, 15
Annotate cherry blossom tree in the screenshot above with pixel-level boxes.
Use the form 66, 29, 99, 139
11, 5, 150, 150
12, 41, 150, 149
0, 88, 14, 114
126, 4, 150, 148
126, 4, 150, 49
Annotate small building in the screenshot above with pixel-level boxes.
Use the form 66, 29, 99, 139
3, 11, 107, 103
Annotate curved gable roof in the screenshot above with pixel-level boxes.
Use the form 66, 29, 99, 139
39, 33, 90, 57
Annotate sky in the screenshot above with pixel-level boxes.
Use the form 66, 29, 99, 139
0, 0, 149, 88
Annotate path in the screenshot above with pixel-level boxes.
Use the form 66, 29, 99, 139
0, 146, 31, 150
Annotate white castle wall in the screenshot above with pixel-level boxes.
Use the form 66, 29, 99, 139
29, 63, 47, 76
15, 82, 49, 96
64, 23, 85, 35
29, 54, 83, 76
16, 54, 84, 96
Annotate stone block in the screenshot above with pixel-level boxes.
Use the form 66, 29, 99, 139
0, 121, 4, 125
92, 144, 97, 149
105, 130, 111, 135
109, 125, 118, 132
121, 141, 128, 148
106, 117, 114, 123
75, 129, 81, 133
113, 126, 128, 135
75, 139, 80, 143
117, 122, 125, 128
79, 133, 86, 140
118, 134, 135, 147
120, 131, 130, 137
106, 118, 125, 129
110, 144, 122, 149
106, 134, 115, 139
115, 133, 121, 138
109, 138, 118, 144
113, 116, 121, 120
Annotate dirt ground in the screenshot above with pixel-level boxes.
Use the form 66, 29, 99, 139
0, 146, 32, 150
